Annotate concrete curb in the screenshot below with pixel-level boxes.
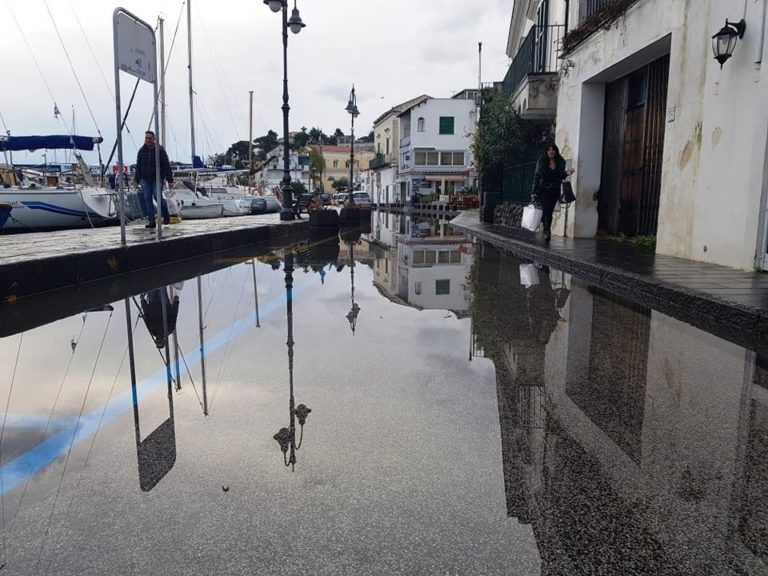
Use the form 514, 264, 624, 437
1, 219, 309, 304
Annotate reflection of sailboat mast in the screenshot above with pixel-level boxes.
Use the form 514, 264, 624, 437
125, 298, 141, 448
252, 258, 260, 327
171, 286, 181, 390
197, 276, 209, 416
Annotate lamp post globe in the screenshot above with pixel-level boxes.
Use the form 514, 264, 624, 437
264, 0, 284, 13
289, 7, 305, 34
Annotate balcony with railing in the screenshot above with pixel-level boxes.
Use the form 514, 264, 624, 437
562, 0, 642, 55
369, 153, 390, 170
502, 24, 564, 119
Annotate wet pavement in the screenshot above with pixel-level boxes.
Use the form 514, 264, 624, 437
0, 210, 765, 575
452, 211, 768, 353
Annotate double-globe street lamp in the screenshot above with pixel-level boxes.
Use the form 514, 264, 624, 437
340, 85, 359, 222
263, 0, 305, 221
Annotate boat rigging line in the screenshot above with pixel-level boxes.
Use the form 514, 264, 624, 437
33, 311, 114, 574
6, 3, 73, 136
207, 268, 249, 413
69, 2, 137, 151
0, 333, 24, 570
43, 1, 103, 142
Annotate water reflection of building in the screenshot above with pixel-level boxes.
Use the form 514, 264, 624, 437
368, 210, 473, 315
472, 245, 768, 575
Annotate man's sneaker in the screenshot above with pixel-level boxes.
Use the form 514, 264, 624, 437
163, 216, 170, 225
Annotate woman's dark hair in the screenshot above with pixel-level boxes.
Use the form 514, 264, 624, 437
542, 142, 565, 167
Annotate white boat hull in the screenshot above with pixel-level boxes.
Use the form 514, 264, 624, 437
179, 204, 224, 219
0, 188, 117, 230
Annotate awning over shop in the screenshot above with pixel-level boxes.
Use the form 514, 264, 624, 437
424, 175, 466, 182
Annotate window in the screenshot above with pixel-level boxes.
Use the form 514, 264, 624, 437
450, 250, 461, 263
435, 279, 450, 295
452, 152, 465, 165
417, 117, 425, 132
413, 250, 425, 264
414, 281, 422, 295
440, 152, 452, 166
427, 152, 439, 165
438, 251, 450, 264
424, 251, 436, 264
333, 160, 339, 168
439, 117, 454, 135
386, 138, 390, 155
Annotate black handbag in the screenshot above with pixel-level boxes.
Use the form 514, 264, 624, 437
561, 180, 575, 204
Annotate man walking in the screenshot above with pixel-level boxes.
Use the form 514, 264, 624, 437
135, 130, 174, 229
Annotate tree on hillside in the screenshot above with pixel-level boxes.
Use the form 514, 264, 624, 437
254, 130, 279, 161
331, 176, 348, 191
309, 147, 326, 190
225, 141, 251, 168
293, 127, 309, 149
308, 127, 327, 145
357, 130, 374, 143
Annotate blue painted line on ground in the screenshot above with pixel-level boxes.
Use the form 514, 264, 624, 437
0, 274, 310, 495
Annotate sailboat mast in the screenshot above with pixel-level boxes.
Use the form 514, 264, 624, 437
249, 90, 253, 195
187, 0, 196, 165
159, 17, 167, 147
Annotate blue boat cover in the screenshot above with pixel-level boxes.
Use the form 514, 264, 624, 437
0, 135, 103, 152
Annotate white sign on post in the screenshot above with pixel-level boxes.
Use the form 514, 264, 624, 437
116, 11, 156, 83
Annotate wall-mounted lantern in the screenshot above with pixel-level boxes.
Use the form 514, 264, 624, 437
712, 19, 746, 69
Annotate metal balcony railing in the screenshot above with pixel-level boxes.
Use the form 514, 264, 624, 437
503, 24, 565, 95
369, 153, 389, 170
584, 0, 618, 19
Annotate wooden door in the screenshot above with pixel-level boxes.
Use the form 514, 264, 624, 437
598, 55, 670, 236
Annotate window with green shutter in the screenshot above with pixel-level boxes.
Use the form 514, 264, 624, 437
439, 117, 454, 135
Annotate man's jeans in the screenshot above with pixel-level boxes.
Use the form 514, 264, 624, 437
140, 179, 169, 222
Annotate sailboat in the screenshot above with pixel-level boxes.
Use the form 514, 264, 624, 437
0, 134, 117, 230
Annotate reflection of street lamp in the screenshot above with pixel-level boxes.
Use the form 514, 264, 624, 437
263, 0, 305, 221
273, 251, 311, 469
345, 240, 360, 334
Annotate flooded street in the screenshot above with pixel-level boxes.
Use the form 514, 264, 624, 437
0, 211, 766, 575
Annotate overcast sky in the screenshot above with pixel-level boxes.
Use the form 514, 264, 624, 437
0, 0, 512, 164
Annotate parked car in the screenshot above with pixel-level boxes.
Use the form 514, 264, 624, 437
351, 192, 371, 206
335, 193, 350, 205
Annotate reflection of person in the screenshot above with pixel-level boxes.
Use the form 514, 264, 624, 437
141, 288, 180, 349
526, 269, 560, 346
531, 143, 574, 243
135, 131, 174, 229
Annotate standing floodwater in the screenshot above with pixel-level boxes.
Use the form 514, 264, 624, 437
0, 215, 765, 575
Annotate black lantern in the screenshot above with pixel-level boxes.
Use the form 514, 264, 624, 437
712, 19, 746, 69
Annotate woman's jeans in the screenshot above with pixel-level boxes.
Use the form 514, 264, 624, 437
539, 186, 559, 236
140, 179, 169, 221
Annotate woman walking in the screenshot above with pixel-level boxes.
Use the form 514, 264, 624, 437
531, 143, 574, 242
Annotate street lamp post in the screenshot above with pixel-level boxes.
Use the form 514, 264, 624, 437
339, 85, 360, 223
264, 0, 305, 221
346, 240, 360, 334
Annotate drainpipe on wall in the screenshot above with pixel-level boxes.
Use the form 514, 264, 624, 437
756, 0, 766, 65
564, 0, 570, 33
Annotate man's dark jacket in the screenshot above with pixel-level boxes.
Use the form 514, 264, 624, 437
135, 144, 174, 184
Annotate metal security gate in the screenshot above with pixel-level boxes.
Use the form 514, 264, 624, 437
598, 54, 670, 236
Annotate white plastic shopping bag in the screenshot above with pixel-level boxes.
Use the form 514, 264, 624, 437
521, 203, 543, 231
519, 263, 540, 288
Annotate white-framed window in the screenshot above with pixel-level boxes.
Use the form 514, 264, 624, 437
417, 117, 425, 132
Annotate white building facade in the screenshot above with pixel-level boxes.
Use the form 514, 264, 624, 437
539, 0, 768, 270
398, 98, 477, 205
253, 146, 311, 195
